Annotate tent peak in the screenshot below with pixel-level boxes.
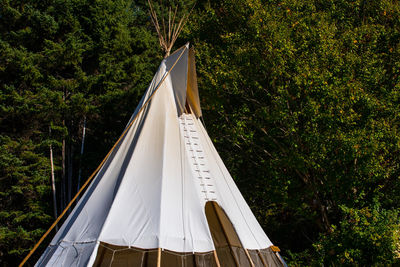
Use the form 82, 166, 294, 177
148, 1, 194, 57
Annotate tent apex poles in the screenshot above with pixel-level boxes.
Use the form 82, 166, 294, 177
148, 0, 195, 57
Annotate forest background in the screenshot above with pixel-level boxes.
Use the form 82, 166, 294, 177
1, 0, 399, 265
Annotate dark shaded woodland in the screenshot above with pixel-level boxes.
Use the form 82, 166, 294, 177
1, 0, 399, 265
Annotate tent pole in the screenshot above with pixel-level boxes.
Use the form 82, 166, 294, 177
257, 249, 268, 267
213, 250, 221, 267
157, 248, 162, 267
245, 248, 255, 267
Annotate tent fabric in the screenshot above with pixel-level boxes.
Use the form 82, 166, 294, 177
36, 44, 284, 267
186, 47, 202, 117
165, 46, 189, 116
90, 243, 284, 267
194, 115, 273, 250
93, 243, 218, 267
205, 201, 250, 266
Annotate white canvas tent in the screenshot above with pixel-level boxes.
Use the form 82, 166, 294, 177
36, 44, 286, 267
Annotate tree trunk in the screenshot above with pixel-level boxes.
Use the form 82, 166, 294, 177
49, 126, 58, 232
61, 136, 66, 210
67, 130, 74, 205
62, 90, 66, 210
77, 116, 86, 193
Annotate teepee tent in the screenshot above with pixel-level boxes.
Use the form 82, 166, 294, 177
33, 44, 286, 267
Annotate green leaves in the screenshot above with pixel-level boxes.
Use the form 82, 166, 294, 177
185, 0, 400, 264
1, 0, 399, 265
0, 136, 51, 262
315, 205, 400, 265
0, 0, 160, 264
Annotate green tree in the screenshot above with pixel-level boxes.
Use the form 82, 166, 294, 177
0, 0, 159, 264
184, 0, 400, 264
2, 0, 400, 265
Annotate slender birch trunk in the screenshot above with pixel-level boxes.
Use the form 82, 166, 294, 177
61, 130, 66, 210
67, 134, 73, 204
49, 126, 58, 231
61, 90, 66, 210
77, 116, 86, 193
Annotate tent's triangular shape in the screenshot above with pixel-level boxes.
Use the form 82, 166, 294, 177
36, 44, 286, 267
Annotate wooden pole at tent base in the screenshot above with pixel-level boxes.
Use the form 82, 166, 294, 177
245, 248, 255, 267
213, 250, 221, 267
257, 250, 268, 267
272, 248, 286, 266
270, 245, 286, 265
157, 247, 162, 267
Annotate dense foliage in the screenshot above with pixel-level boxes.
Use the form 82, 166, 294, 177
184, 0, 400, 265
0, 0, 159, 264
1, 0, 399, 265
